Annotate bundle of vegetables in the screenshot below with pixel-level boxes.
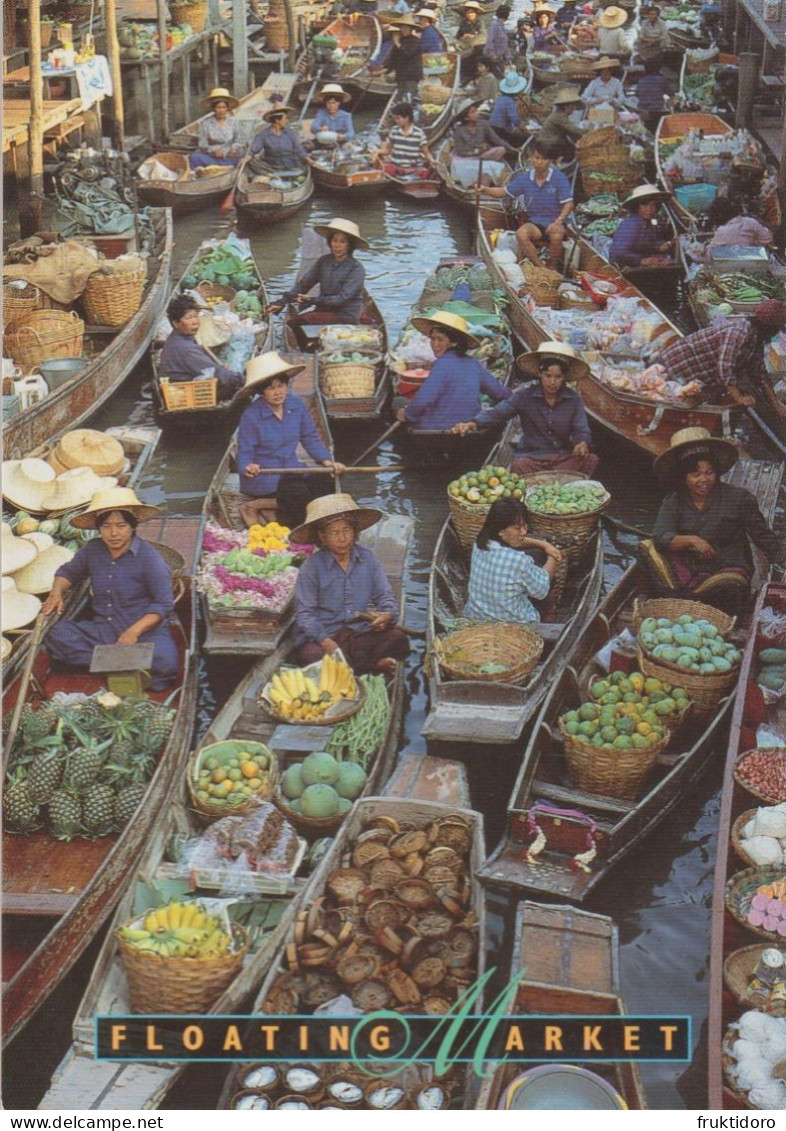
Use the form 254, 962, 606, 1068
197, 519, 310, 612
232, 290, 263, 319
424, 264, 492, 292
526, 480, 608, 516
637, 614, 741, 673
324, 675, 390, 769
181, 243, 260, 292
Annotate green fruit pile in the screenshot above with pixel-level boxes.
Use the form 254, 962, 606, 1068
194, 743, 275, 808
525, 481, 607, 516
559, 669, 689, 751
637, 614, 741, 673
448, 465, 527, 505
279, 751, 367, 821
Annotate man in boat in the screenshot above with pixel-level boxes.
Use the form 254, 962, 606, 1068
609, 184, 674, 270
415, 8, 443, 52
634, 57, 672, 129
536, 86, 586, 162
377, 13, 423, 102
373, 101, 435, 179
478, 139, 573, 270
634, 5, 670, 65
268, 218, 367, 325
468, 55, 500, 106
654, 299, 786, 418
488, 71, 528, 148
290, 494, 409, 676
247, 105, 309, 176
158, 296, 243, 400
484, 3, 512, 76
450, 98, 510, 186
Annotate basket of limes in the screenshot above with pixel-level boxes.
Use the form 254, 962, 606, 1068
446, 465, 528, 550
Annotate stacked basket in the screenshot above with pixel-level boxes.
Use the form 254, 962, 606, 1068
320, 352, 379, 399
576, 125, 643, 197
83, 259, 147, 327
558, 715, 666, 802
446, 489, 491, 551
169, 0, 208, 31
3, 309, 84, 370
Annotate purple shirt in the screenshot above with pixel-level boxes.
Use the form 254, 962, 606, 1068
404, 349, 511, 430
609, 213, 662, 268
237, 392, 331, 497
473, 380, 592, 457
294, 543, 398, 644
55, 536, 174, 632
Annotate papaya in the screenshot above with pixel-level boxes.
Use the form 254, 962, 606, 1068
759, 667, 786, 691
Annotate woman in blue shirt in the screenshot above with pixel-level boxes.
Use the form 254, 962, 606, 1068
310, 84, 355, 145
236, 351, 345, 528
41, 488, 178, 691
395, 310, 511, 430
609, 184, 673, 270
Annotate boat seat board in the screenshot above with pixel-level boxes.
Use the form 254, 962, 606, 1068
2, 830, 112, 914
41, 1051, 174, 1111
478, 840, 598, 901
383, 753, 471, 807
512, 900, 618, 999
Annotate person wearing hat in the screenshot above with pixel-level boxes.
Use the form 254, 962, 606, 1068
635, 5, 670, 65
484, 4, 512, 76
532, 7, 559, 51
373, 101, 436, 180
581, 57, 628, 108
633, 57, 672, 129
450, 99, 509, 186
596, 5, 631, 61
290, 494, 409, 676
554, 0, 579, 32
537, 87, 586, 162
609, 185, 674, 269
40, 489, 178, 692
394, 310, 511, 430
310, 84, 355, 146
452, 341, 599, 476
415, 8, 443, 52
488, 70, 528, 148
269, 219, 368, 325
640, 428, 784, 614
236, 352, 345, 529
158, 295, 243, 400
457, 1, 483, 38
655, 300, 786, 418
247, 104, 308, 176
378, 13, 423, 101
190, 88, 244, 170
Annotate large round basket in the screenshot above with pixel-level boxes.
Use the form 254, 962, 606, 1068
724, 944, 786, 1016
730, 809, 760, 867
721, 1024, 762, 1110
558, 718, 666, 802
636, 645, 739, 715
170, 0, 208, 32
446, 489, 491, 550
3, 309, 84, 369
524, 479, 609, 568
733, 749, 786, 804
273, 791, 348, 840
320, 353, 380, 399
186, 739, 279, 822
631, 596, 735, 636
83, 264, 147, 327
725, 864, 786, 942
196, 281, 236, 306
3, 281, 67, 318
116, 919, 247, 1014
434, 622, 544, 684
259, 673, 366, 726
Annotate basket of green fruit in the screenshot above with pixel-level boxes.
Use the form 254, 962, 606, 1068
274, 750, 368, 837
434, 622, 544, 684
187, 740, 279, 822
524, 478, 609, 567
446, 465, 528, 550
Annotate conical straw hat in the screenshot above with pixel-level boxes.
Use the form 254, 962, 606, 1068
289, 493, 383, 546
13, 544, 75, 596
1, 575, 41, 631
313, 218, 369, 250
653, 427, 739, 490
318, 83, 352, 104
20, 532, 54, 553
236, 351, 306, 399
599, 5, 628, 27
40, 467, 119, 512
410, 309, 481, 350
54, 429, 126, 477
69, 486, 161, 530
515, 340, 589, 383
2, 530, 38, 575
1, 459, 57, 512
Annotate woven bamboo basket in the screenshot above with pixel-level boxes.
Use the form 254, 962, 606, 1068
117, 919, 248, 1014
3, 309, 84, 369
558, 717, 665, 802
524, 480, 608, 568
419, 81, 451, 105
264, 16, 289, 50
196, 281, 236, 306
274, 791, 348, 839
521, 261, 562, 308
575, 126, 620, 156
3, 281, 67, 317
724, 944, 786, 1015
186, 739, 278, 821
433, 622, 544, 684
721, 1026, 760, 1110
631, 596, 736, 635
637, 645, 739, 715
160, 377, 218, 411
83, 265, 146, 327
730, 809, 759, 867
447, 490, 491, 550
733, 748, 786, 804
725, 864, 786, 942
170, 0, 208, 32
320, 353, 379, 399
146, 541, 187, 600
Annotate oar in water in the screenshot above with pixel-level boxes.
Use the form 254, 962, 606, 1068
351, 419, 404, 466
219, 154, 247, 214
245, 464, 406, 475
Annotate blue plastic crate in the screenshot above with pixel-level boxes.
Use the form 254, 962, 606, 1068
674, 182, 718, 213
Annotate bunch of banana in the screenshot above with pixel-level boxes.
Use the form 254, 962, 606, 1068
318, 652, 357, 701
266, 658, 356, 722
117, 901, 232, 959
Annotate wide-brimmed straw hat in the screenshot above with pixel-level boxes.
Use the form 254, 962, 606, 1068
461, 1, 484, 9
69, 487, 161, 530
263, 104, 297, 123
451, 97, 484, 125
40, 467, 119, 513
314, 218, 369, 250
653, 427, 739, 490
622, 184, 670, 209
202, 87, 240, 110
289, 493, 383, 546
1, 576, 41, 632
236, 350, 306, 399
516, 340, 589, 383
1, 530, 37, 575
392, 13, 421, 29
54, 428, 127, 477
592, 55, 623, 69
1, 459, 56, 513
410, 310, 481, 350
13, 544, 75, 596
552, 86, 584, 106
598, 5, 627, 27
318, 83, 352, 104
499, 72, 528, 94
533, 6, 556, 19
416, 7, 438, 18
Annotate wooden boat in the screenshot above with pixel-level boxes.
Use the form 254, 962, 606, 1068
235, 160, 314, 226
216, 796, 485, 1111
474, 901, 647, 1109
295, 14, 381, 98
350, 23, 449, 102
530, 45, 597, 87
198, 353, 333, 656
169, 71, 298, 150
1, 565, 198, 1049
379, 48, 461, 146
308, 146, 386, 198
476, 211, 748, 458
150, 233, 273, 426
39, 514, 412, 1111
422, 424, 604, 745
677, 50, 738, 112
434, 137, 512, 211
382, 166, 442, 199
2, 210, 173, 461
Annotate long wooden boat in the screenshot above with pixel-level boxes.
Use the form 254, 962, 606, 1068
216, 796, 485, 1111
198, 353, 333, 656
2, 210, 173, 461
169, 71, 298, 150
350, 24, 449, 102
150, 233, 273, 426
379, 48, 461, 147
707, 578, 786, 1110
235, 160, 314, 226
474, 901, 647, 1109
309, 146, 386, 198
434, 137, 511, 211
423, 423, 604, 745
476, 211, 748, 457
295, 14, 381, 98
39, 514, 412, 1111
1, 560, 198, 1049
677, 50, 738, 112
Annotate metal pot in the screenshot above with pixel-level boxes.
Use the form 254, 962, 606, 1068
37, 357, 88, 390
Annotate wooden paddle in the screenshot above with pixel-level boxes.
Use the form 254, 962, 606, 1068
350, 419, 404, 465
244, 464, 405, 476
3, 612, 51, 769
219, 154, 247, 214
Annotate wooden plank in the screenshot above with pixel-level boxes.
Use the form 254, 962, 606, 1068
384, 753, 471, 807
42, 1051, 174, 1111
725, 458, 784, 524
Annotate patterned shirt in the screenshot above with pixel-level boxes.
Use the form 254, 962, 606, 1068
464, 540, 550, 624
312, 106, 355, 139
473, 381, 592, 457
387, 123, 429, 168
653, 482, 782, 569
237, 392, 332, 497
609, 213, 662, 267
294, 544, 398, 644
55, 536, 174, 632
281, 252, 366, 322
404, 349, 511, 429
656, 321, 764, 392
505, 165, 573, 228
158, 329, 241, 397
249, 126, 308, 168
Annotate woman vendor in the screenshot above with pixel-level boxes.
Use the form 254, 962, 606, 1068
41, 488, 178, 692
609, 185, 674, 270
268, 218, 367, 325
290, 494, 410, 675
582, 57, 628, 108
157, 295, 243, 400
396, 310, 511, 430
596, 5, 631, 61
450, 98, 509, 186
310, 84, 355, 145
640, 427, 784, 614
532, 8, 559, 50
247, 105, 309, 175
464, 498, 562, 625
635, 5, 670, 64
235, 351, 346, 529
190, 88, 245, 170
453, 341, 599, 476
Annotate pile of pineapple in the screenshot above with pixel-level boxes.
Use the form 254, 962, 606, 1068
3, 691, 174, 840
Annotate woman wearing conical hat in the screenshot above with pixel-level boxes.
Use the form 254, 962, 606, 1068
247, 103, 308, 176
609, 185, 673, 269
268, 218, 368, 327
310, 84, 355, 146
190, 88, 244, 171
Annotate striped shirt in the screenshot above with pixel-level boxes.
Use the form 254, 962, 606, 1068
464, 540, 549, 624
388, 123, 428, 167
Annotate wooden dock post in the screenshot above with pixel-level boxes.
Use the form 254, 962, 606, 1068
736, 51, 760, 130
104, 0, 125, 150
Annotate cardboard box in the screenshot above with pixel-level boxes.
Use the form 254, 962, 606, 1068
587, 106, 618, 126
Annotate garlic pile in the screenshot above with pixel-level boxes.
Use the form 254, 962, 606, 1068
740, 805, 786, 868
727, 1010, 786, 1108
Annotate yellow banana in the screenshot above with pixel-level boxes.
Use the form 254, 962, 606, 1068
132, 937, 164, 954
180, 903, 197, 929
304, 676, 320, 704
268, 688, 286, 708
293, 667, 306, 698
172, 927, 209, 946
166, 902, 184, 929
271, 672, 291, 701
119, 927, 151, 942
144, 907, 168, 932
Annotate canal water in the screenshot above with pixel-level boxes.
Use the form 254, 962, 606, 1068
5, 178, 785, 1111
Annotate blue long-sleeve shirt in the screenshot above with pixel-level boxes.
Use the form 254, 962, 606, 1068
249, 126, 308, 168
237, 393, 332, 497
158, 329, 241, 397
311, 106, 355, 139
281, 253, 365, 322
609, 213, 662, 268
293, 543, 398, 644
472, 381, 592, 457
419, 24, 443, 52
404, 349, 511, 430
489, 93, 522, 133
54, 536, 174, 632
